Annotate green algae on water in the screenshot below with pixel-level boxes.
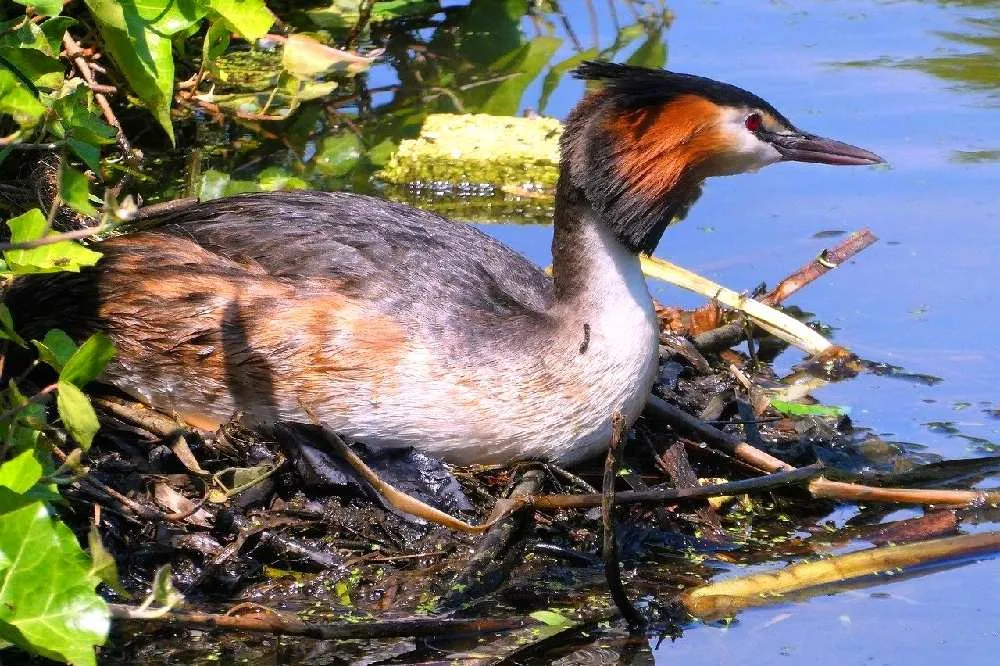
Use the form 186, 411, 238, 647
379, 113, 562, 190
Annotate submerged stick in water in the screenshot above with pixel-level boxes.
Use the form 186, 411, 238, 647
683, 531, 1000, 619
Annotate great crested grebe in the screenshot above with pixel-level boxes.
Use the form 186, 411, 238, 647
5, 62, 882, 465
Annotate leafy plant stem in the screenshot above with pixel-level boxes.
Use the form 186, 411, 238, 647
7, 142, 64, 150
0, 223, 109, 251
62, 32, 134, 163
0, 383, 56, 425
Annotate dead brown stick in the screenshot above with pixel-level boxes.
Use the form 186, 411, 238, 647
93, 396, 208, 476
529, 463, 824, 510
109, 604, 528, 639
645, 395, 1000, 507
62, 33, 135, 162
693, 229, 878, 352
137, 197, 199, 219
75, 476, 171, 521
602, 413, 643, 626
763, 228, 878, 306
683, 530, 1000, 620
86, 82, 117, 95
808, 477, 999, 506
645, 395, 791, 473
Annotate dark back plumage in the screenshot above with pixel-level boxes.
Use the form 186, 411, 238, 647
7, 192, 553, 341
149, 191, 553, 320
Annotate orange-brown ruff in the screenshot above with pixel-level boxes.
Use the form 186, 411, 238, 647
4, 62, 883, 465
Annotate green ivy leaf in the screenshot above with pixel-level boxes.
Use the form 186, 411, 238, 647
59, 161, 98, 216
538, 48, 598, 113
3, 209, 103, 274
257, 166, 310, 191
0, 449, 44, 493
56, 381, 100, 449
201, 19, 231, 68
601, 22, 645, 59
0, 303, 28, 348
0, 488, 109, 666
0, 69, 46, 126
67, 138, 102, 174
626, 33, 667, 70
60, 333, 115, 388
312, 133, 363, 177
198, 169, 262, 200
0, 384, 45, 454
83, 0, 208, 143
33, 328, 78, 372
13, 0, 65, 17
207, 0, 275, 40
472, 36, 561, 116
150, 564, 183, 607
39, 16, 77, 51
51, 87, 116, 173
0, 16, 57, 55
290, 77, 339, 103
52, 87, 117, 144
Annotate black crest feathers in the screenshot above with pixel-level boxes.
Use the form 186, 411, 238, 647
571, 60, 793, 127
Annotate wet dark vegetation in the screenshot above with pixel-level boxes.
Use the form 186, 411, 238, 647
2, 1, 1000, 664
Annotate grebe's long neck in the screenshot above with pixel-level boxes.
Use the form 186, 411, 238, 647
538, 176, 659, 463
550, 178, 650, 311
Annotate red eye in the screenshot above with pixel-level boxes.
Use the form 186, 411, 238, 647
745, 112, 763, 132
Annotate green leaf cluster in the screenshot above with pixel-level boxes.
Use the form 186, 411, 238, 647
0, 11, 113, 216
0, 253, 117, 664
0, 0, 280, 227
2, 209, 102, 274
81, 0, 276, 143
0, 489, 111, 666
0, 325, 118, 663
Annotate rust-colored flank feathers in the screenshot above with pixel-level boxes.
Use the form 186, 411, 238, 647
55, 231, 413, 434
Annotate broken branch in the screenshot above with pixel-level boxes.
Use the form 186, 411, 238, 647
692, 229, 878, 353
62, 33, 135, 162
683, 530, 1000, 619
640, 254, 834, 356
109, 604, 529, 639
601, 413, 643, 626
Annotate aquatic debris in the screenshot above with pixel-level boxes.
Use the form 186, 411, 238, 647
378, 113, 562, 190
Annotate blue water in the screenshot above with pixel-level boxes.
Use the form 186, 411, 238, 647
366, 1, 1000, 662
620, 2, 998, 663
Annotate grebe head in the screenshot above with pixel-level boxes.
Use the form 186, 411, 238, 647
560, 61, 885, 254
